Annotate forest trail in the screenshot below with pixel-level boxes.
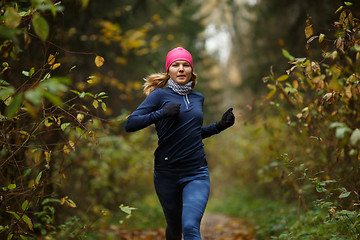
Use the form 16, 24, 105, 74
114, 213, 256, 240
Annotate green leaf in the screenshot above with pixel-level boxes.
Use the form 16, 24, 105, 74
329, 122, 346, 129
4, 7, 21, 28
119, 204, 136, 215
20, 235, 28, 240
344, 2, 353, 6
50, 77, 72, 85
339, 191, 351, 199
97, 92, 107, 97
41, 198, 61, 205
0, 79, 10, 86
32, 13, 49, 42
282, 49, 294, 61
40, 78, 69, 93
338, 210, 355, 216
25, 89, 43, 106
335, 6, 343, 14
5, 94, 23, 118
61, 123, 70, 131
335, 127, 351, 139
7, 184, 16, 190
42, 91, 62, 106
23, 169, 32, 177
350, 129, 360, 146
29, 67, 35, 77
6, 211, 20, 220
354, 44, 360, 52
76, 127, 87, 139
0, 86, 15, 100
319, 33, 325, 43
22, 200, 29, 211
35, 172, 42, 186
101, 102, 107, 111
71, 90, 81, 96
22, 214, 33, 231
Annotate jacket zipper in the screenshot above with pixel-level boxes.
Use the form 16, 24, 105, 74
184, 94, 190, 109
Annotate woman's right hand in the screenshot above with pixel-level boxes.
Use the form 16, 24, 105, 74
163, 103, 181, 118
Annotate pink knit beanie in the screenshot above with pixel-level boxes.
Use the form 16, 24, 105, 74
165, 47, 193, 71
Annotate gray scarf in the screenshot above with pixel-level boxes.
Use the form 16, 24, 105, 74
168, 78, 192, 95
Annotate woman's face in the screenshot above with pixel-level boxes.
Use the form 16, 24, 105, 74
168, 60, 192, 85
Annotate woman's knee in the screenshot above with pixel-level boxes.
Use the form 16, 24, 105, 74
182, 220, 200, 239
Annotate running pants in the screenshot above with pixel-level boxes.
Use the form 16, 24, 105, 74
154, 166, 210, 240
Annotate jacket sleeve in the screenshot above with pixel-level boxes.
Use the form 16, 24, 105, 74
201, 123, 220, 139
125, 90, 164, 132
200, 94, 221, 139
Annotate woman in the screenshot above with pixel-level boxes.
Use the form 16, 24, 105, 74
125, 47, 234, 240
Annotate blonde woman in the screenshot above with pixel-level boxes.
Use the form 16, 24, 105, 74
125, 47, 234, 240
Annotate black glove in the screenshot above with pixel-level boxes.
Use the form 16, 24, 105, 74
216, 108, 235, 131
163, 103, 180, 118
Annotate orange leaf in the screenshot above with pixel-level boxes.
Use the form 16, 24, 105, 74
48, 54, 55, 65
50, 63, 61, 70
95, 56, 104, 67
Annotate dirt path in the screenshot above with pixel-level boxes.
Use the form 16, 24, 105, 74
115, 213, 256, 240
201, 213, 255, 240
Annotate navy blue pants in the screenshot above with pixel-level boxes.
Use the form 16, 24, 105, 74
154, 166, 210, 240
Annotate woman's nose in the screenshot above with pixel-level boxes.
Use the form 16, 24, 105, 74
179, 65, 184, 71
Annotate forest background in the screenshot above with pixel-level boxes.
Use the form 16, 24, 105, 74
1, 0, 360, 239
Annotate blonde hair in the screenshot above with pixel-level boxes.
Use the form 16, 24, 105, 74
143, 72, 198, 96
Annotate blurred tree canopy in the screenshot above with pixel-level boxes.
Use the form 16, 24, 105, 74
209, 0, 360, 93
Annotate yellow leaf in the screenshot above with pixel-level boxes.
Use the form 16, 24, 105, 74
44, 151, 51, 164
95, 56, 104, 67
92, 100, 99, 109
77, 113, 84, 122
69, 140, 75, 150
48, 54, 55, 65
276, 75, 289, 82
63, 145, 70, 155
266, 85, 277, 99
50, 63, 61, 70
66, 197, 77, 208
305, 24, 313, 39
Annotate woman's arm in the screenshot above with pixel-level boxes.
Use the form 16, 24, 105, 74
201, 123, 220, 139
201, 108, 235, 139
125, 90, 180, 132
125, 90, 163, 132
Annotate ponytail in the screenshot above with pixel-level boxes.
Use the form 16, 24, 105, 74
143, 72, 198, 96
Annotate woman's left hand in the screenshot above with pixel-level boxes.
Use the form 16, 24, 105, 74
215, 108, 235, 131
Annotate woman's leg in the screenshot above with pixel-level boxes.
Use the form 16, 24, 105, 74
154, 171, 183, 240
181, 171, 210, 240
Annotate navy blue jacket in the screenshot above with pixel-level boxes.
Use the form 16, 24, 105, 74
125, 87, 220, 172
